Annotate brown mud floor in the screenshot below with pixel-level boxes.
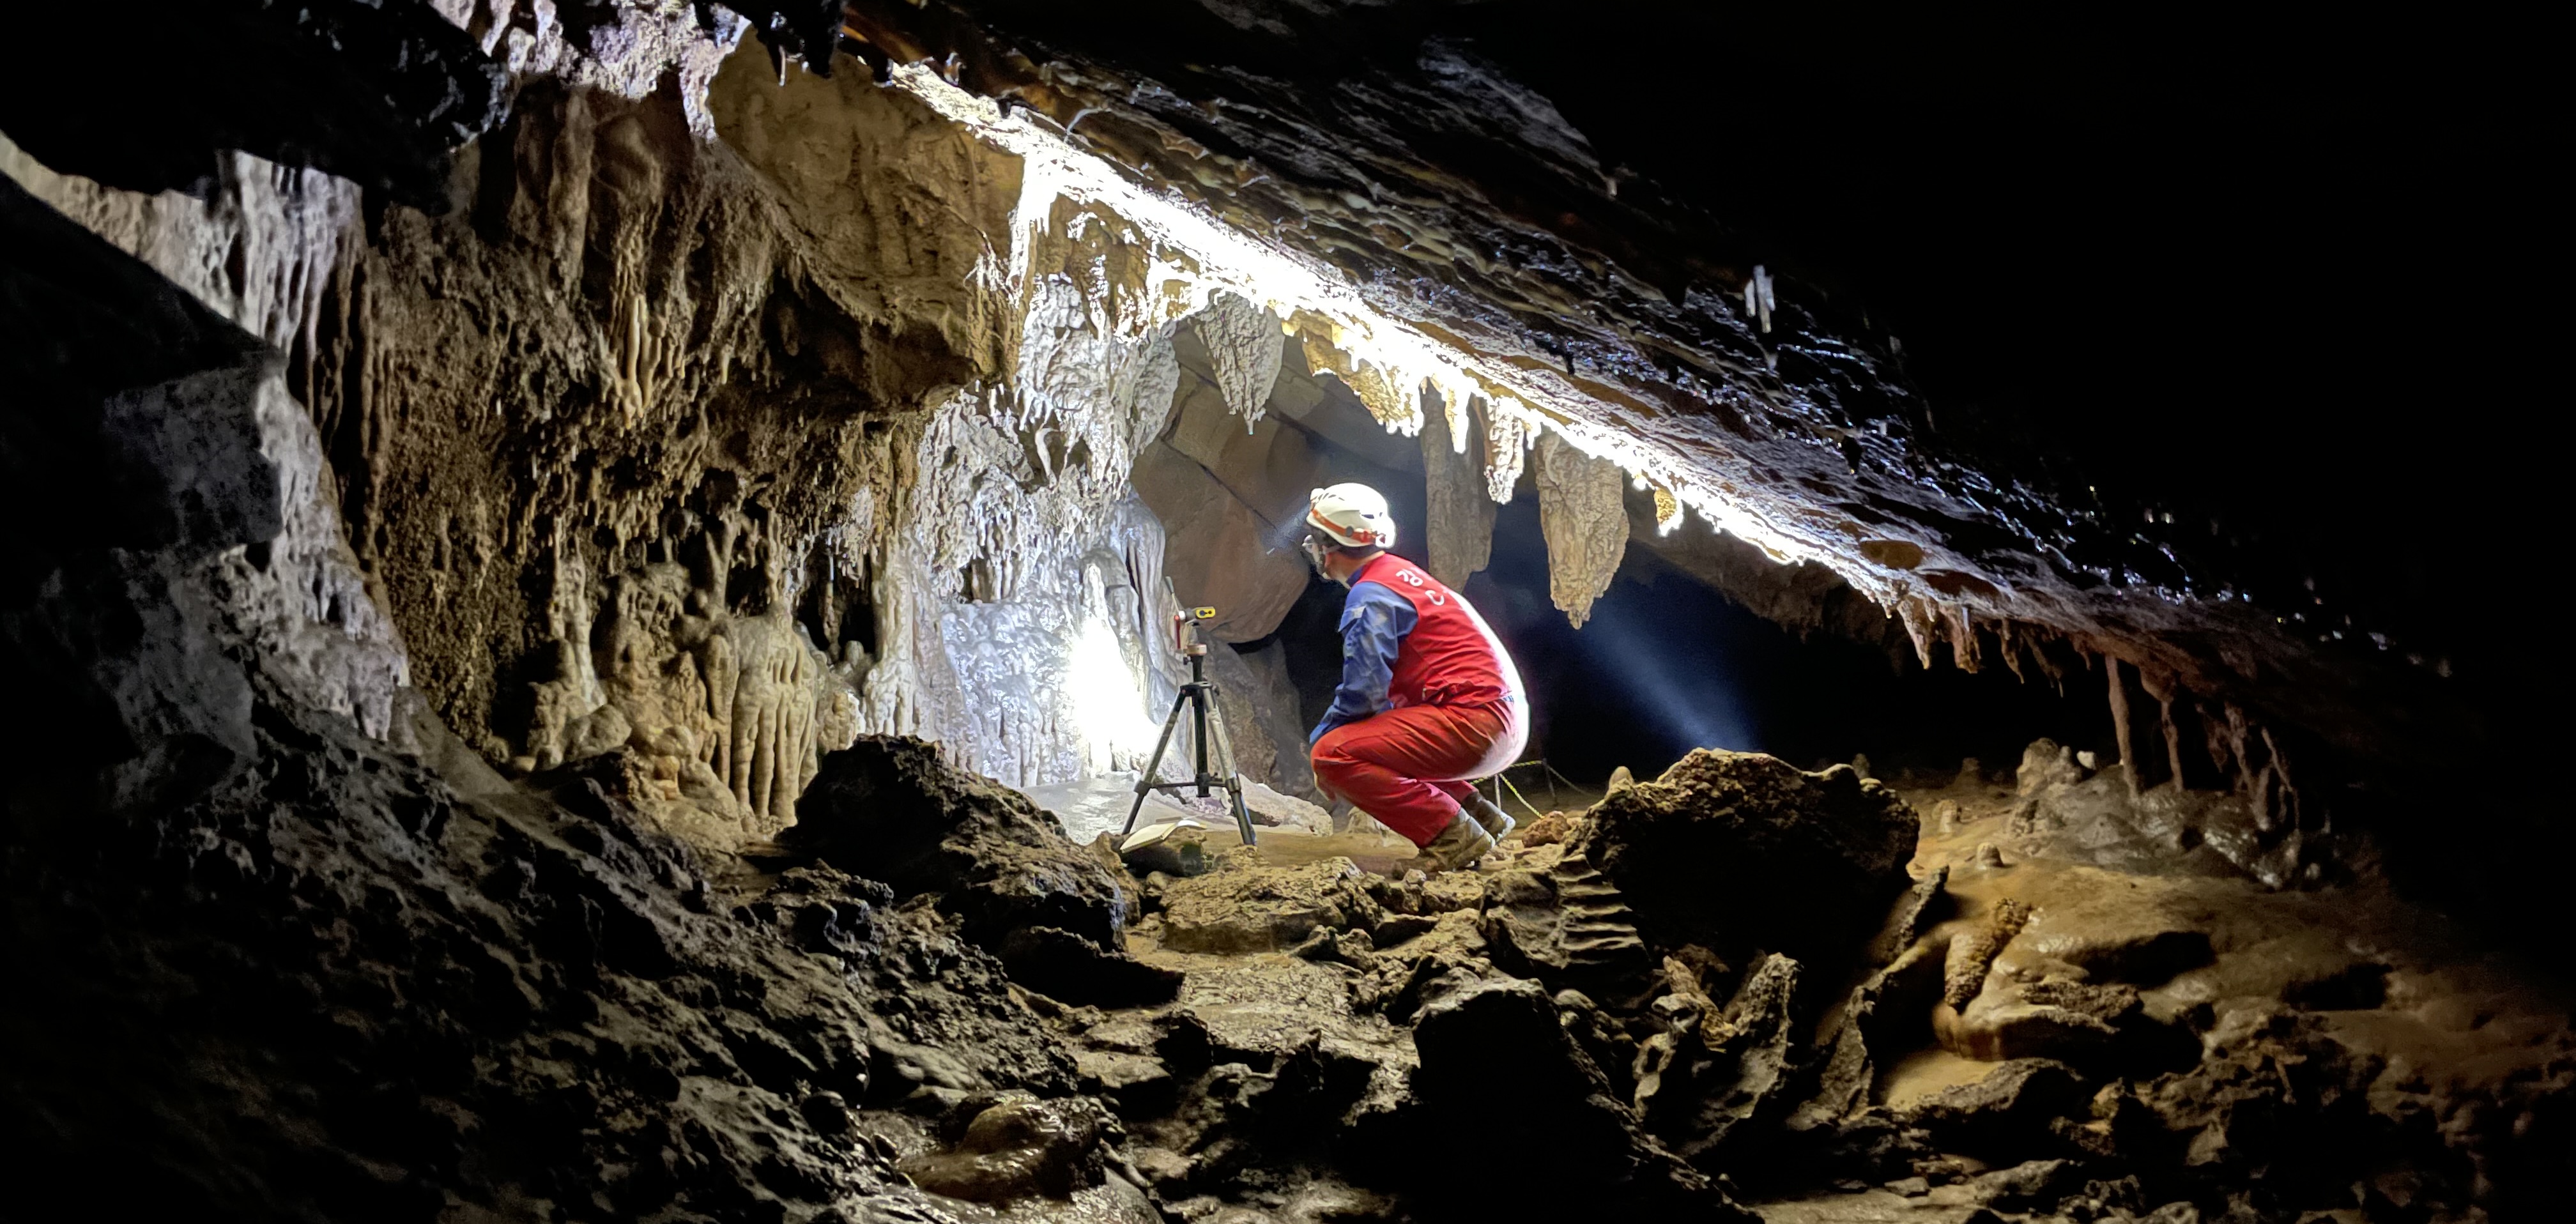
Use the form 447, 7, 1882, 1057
781, 743, 2570, 1223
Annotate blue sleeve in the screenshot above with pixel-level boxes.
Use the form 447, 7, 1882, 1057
1310, 581, 1417, 744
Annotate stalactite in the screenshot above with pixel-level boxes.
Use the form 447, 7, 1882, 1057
2106, 655, 2140, 795
1193, 291, 1284, 428
1943, 604, 1979, 673
2198, 698, 2237, 781
1533, 428, 1628, 629
1650, 486, 1684, 535
1482, 408, 1530, 502
1420, 390, 1496, 588
1894, 595, 1938, 670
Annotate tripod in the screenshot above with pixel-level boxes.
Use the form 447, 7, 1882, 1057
1119, 609, 1258, 847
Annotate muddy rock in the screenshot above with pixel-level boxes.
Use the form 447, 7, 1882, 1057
788, 735, 1135, 955
1410, 977, 1758, 1220
1796, 941, 1949, 1129
1158, 853, 1384, 954
1644, 953, 1807, 1168
1572, 751, 1917, 970
900, 1090, 1116, 1202
996, 924, 1184, 1007
1869, 866, 1954, 965
1897, 1059, 2091, 1162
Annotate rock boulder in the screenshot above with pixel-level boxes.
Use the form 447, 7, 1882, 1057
787, 736, 1157, 1005
1570, 750, 1919, 969
1409, 977, 1758, 1220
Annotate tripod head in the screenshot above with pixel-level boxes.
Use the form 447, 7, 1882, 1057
1172, 606, 1218, 658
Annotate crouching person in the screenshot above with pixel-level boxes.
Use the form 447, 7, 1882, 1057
1300, 483, 1526, 871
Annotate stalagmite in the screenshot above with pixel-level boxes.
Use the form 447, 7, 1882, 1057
1534, 429, 1628, 628
1420, 390, 1496, 588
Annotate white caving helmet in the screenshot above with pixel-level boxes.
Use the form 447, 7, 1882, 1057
1305, 483, 1397, 551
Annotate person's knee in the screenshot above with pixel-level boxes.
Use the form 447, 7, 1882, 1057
1311, 723, 1365, 767
1310, 738, 1354, 783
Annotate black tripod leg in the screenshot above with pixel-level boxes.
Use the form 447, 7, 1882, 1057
1200, 697, 1258, 846
1122, 691, 1193, 839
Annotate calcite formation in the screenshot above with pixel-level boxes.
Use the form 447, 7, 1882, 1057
1418, 388, 1498, 588
1534, 427, 1630, 628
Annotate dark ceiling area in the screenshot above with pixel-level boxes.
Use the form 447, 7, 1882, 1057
1469, 7, 2552, 659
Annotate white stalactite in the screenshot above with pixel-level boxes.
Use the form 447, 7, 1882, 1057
1195, 291, 1285, 429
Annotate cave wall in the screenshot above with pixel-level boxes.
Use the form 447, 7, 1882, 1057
4, 33, 1347, 829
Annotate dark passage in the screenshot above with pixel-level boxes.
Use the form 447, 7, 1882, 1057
1471, 500, 2104, 784
1262, 494, 2106, 788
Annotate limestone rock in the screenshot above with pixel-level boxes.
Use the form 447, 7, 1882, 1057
787, 736, 1162, 1006
1521, 809, 1579, 845
1897, 1059, 2090, 1161
1131, 436, 1312, 643
1482, 848, 1655, 1007
1409, 977, 1757, 1220
1158, 854, 1384, 954
900, 1090, 1114, 1202
1207, 638, 1321, 800
2009, 737, 2288, 883
2015, 738, 2089, 797
1420, 387, 1497, 588
1534, 429, 1627, 627
1570, 750, 1919, 969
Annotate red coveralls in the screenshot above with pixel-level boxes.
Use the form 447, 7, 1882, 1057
1309, 554, 1528, 846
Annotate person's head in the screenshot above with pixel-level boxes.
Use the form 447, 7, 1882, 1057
1301, 483, 1395, 585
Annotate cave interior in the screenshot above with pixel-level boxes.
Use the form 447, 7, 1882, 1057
1, 3, 2562, 1223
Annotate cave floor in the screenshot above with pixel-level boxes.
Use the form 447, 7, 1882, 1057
951, 767, 2575, 1220
1887, 774, 2574, 1109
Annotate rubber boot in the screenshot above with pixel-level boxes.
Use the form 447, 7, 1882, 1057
1460, 791, 1515, 842
1422, 809, 1498, 871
